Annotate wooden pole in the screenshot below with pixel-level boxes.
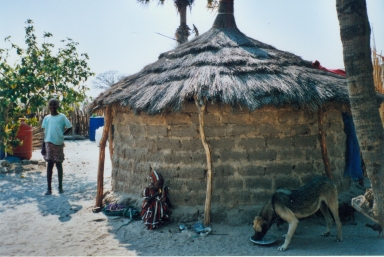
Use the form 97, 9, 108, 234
95, 106, 112, 208
108, 120, 113, 163
318, 107, 332, 180
195, 97, 213, 226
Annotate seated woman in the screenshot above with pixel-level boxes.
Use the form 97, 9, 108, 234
141, 171, 172, 230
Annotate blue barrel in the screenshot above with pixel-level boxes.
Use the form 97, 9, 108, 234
89, 116, 104, 141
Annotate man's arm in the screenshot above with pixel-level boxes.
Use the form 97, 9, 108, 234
63, 127, 72, 135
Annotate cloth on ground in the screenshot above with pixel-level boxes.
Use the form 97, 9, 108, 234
102, 203, 140, 219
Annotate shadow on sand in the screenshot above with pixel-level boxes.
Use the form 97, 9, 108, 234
0, 170, 94, 222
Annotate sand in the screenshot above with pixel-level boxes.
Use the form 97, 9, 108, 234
0, 140, 383, 256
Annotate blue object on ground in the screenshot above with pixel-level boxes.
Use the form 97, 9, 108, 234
193, 222, 205, 233
179, 224, 186, 231
89, 116, 104, 141
4, 156, 20, 163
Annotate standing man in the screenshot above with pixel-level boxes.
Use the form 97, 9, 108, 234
41, 98, 72, 195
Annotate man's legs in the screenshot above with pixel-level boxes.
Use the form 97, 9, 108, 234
57, 162, 64, 193
44, 162, 54, 195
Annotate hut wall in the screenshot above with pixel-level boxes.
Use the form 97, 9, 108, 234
379, 103, 384, 126
111, 102, 349, 221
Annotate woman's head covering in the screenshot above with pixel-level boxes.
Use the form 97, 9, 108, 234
150, 171, 164, 186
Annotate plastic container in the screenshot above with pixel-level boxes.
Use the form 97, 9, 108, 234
12, 118, 33, 160
193, 222, 205, 233
89, 116, 104, 141
4, 156, 20, 163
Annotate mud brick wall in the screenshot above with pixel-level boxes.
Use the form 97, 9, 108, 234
379, 103, 384, 127
111, 102, 349, 210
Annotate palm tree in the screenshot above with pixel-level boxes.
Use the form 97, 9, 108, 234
174, 0, 194, 44
138, 0, 195, 44
336, 0, 384, 229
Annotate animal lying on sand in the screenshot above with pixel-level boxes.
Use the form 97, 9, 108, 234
252, 176, 343, 251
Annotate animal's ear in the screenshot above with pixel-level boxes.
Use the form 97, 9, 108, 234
253, 216, 264, 232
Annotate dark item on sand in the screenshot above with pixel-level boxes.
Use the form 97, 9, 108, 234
365, 223, 383, 237
102, 204, 140, 219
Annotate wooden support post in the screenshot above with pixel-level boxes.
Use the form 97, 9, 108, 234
318, 107, 332, 180
108, 125, 113, 163
95, 106, 112, 208
108, 106, 114, 163
195, 97, 213, 226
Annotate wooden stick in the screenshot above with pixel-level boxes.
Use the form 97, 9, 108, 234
108, 118, 114, 163
95, 106, 112, 208
195, 97, 213, 226
318, 107, 332, 179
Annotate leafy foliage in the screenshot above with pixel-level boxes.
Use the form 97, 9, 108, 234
0, 19, 94, 153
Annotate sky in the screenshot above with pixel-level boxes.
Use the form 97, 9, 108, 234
1, 0, 383, 97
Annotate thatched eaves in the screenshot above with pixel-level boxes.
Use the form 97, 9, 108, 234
91, 2, 348, 115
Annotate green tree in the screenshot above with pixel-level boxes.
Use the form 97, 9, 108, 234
336, 0, 384, 229
0, 19, 94, 154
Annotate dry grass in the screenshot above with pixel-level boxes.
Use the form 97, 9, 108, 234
373, 48, 384, 94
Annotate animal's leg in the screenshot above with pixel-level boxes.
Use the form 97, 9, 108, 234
319, 202, 332, 237
277, 210, 298, 251
327, 194, 343, 242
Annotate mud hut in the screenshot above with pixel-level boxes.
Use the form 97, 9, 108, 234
91, 0, 352, 224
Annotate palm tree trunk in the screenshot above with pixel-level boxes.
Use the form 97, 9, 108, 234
175, 4, 189, 44
179, 3, 186, 27
336, 0, 384, 228
212, 0, 236, 29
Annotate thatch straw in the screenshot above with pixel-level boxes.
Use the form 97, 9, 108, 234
372, 49, 384, 94
90, 2, 348, 115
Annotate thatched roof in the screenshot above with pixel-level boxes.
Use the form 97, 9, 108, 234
91, 2, 348, 115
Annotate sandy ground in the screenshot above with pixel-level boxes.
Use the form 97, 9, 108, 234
0, 139, 383, 256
